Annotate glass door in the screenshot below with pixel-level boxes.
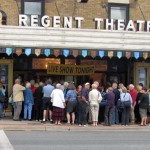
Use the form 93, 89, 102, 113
134, 63, 150, 88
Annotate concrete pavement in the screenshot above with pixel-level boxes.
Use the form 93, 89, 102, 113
0, 118, 150, 131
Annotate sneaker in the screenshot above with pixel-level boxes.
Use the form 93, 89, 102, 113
50, 120, 54, 124
83, 124, 88, 127
41, 120, 46, 124
79, 124, 82, 127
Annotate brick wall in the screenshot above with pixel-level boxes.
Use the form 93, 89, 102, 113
0, 0, 149, 28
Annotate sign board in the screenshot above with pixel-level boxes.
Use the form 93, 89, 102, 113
32, 58, 60, 69
47, 64, 95, 76
19, 14, 150, 32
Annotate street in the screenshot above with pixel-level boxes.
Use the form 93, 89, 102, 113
1, 130, 150, 150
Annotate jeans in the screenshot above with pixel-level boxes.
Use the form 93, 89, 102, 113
122, 106, 130, 125
79, 101, 89, 125
112, 106, 119, 125
104, 105, 114, 125
0, 103, 3, 118
24, 103, 33, 120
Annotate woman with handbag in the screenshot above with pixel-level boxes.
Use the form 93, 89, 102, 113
120, 87, 132, 126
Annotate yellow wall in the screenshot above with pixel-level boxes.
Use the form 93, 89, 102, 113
0, 0, 150, 28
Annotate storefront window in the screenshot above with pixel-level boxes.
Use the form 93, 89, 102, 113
21, 0, 44, 26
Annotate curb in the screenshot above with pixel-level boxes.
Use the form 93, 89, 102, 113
0, 123, 150, 132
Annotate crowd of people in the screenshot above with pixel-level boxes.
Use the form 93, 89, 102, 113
0, 78, 150, 127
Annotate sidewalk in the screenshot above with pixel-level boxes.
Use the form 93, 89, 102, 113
0, 118, 150, 131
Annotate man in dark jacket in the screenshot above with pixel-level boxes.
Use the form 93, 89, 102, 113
34, 82, 43, 121
104, 87, 115, 126
112, 82, 120, 125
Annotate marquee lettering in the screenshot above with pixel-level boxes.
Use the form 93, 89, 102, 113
19, 14, 150, 32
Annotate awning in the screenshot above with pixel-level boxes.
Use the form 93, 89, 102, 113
0, 25, 150, 59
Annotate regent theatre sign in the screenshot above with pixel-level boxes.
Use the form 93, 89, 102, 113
19, 14, 150, 32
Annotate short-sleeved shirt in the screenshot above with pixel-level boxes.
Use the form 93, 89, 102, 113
139, 93, 149, 109
81, 88, 89, 101
43, 84, 54, 98
66, 90, 77, 102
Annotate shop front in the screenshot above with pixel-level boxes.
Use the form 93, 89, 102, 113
0, 17, 150, 95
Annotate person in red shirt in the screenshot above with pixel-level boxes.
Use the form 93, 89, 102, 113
129, 84, 138, 124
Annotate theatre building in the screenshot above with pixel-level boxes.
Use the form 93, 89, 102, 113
0, 0, 150, 95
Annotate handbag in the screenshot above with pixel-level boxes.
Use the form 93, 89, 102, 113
124, 101, 131, 107
117, 100, 124, 111
9, 95, 14, 106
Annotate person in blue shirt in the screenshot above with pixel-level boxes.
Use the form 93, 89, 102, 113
24, 82, 34, 121
42, 79, 54, 123
66, 83, 77, 125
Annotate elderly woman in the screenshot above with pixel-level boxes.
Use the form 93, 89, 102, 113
120, 87, 132, 126
51, 83, 66, 125
66, 83, 77, 125
24, 82, 34, 121
89, 84, 102, 126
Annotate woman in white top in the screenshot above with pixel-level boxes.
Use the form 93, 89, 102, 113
51, 84, 66, 125
89, 84, 102, 126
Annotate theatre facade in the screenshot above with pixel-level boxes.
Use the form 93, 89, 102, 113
0, 0, 150, 94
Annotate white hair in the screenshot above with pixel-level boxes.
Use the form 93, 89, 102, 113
92, 84, 98, 89
129, 84, 134, 89
26, 82, 31, 88
56, 83, 61, 89
64, 82, 69, 88
15, 78, 21, 84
